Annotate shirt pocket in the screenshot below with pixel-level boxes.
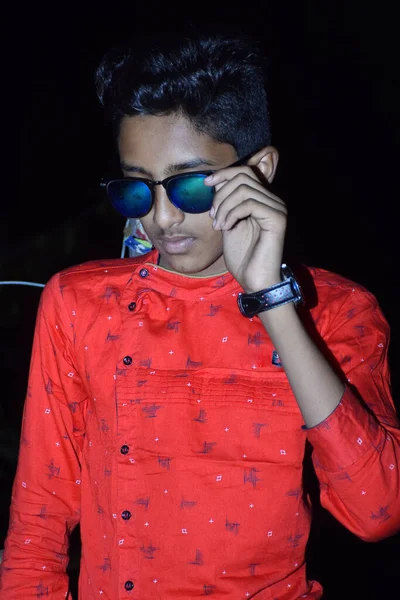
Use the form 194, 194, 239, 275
121, 366, 305, 467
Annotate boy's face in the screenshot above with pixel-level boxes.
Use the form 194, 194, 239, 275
118, 113, 238, 276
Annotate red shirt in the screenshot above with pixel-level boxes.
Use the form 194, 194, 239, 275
1, 249, 399, 599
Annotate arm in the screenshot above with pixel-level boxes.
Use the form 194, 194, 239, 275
0, 274, 87, 598
259, 301, 345, 428
261, 284, 400, 541
206, 157, 400, 542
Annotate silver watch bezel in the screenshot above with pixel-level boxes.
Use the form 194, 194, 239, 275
281, 264, 303, 307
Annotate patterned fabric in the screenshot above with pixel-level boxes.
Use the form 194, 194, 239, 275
1, 249, 399, 599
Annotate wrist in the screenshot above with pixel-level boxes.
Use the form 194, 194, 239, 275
258, 300, 297, 327
238, 265, 304, 319
243, 274, 282, 295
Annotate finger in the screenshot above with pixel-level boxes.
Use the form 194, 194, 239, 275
210, 173, 268, 216
209, 171, 267, 199
205, 165, 260, 187
217, 198, 287, 233
213, 186, 287, 229
208, 171, 286, 218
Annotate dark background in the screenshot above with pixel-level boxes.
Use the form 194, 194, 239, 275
1, 2, 399, 598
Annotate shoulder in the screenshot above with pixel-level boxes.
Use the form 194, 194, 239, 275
294, 264, 389, 339
295, 264, 379, 310
58, 254, 150, 282
41, 250, 157, 308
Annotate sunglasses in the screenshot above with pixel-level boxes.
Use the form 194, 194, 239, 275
100, 155, 249, 219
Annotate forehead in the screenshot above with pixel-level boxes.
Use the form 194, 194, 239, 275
118, 113, 237, 169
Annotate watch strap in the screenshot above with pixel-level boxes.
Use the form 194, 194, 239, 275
238, 279, 297, 317
237, 264, 304, 318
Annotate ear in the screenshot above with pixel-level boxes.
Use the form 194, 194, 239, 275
247, 146, 279, 184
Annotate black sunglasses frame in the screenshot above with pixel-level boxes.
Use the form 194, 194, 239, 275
100, 169, 215, 194
100, 152, 255, 217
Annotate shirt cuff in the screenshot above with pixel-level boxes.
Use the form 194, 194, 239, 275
303, 385, 382, 472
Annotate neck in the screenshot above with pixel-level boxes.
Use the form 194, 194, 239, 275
157, 252, 227, 277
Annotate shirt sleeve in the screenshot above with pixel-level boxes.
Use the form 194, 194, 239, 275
0, 273, 87, 599
305, 285, 400, 542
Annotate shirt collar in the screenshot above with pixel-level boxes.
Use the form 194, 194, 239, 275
129, 249, 241, 301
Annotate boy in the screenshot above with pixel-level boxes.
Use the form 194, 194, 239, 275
1, 29, 399, 599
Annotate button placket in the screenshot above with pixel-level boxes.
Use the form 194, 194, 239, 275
119, 283, 142, 596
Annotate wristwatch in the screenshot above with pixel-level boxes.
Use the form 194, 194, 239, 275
237, 264, 304, 318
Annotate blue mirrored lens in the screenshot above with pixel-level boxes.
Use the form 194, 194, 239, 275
107, 180, 152, 218
167, 174, 214, 213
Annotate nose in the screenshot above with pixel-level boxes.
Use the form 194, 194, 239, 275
151, 185, 185, 230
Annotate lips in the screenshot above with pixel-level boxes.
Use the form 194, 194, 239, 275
159, 236, 196, 254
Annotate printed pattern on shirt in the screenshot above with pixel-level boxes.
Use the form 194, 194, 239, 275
1, 250, 399, 600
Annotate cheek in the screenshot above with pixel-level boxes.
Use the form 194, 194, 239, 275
138, 217, 155, 240
206, 225, 224, 249
193, 215, 222, 243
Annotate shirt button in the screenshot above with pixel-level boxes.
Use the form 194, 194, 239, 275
128, 302, 136, 311
139, 268, 149, 278
123, 356, 133, 366
124, 580, 134, 591
122, 510, 132, 520
120, 445, 129, 455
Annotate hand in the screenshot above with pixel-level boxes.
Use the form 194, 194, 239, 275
205, 166, 287, 293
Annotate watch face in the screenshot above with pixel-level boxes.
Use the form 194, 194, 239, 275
292, 278, 303, 305
281, 264, 294, 281
282, 264, 303, 306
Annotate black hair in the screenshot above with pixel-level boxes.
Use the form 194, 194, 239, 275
95, 28, 271, 159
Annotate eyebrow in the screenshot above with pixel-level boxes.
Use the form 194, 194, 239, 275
120, 157, 220, 177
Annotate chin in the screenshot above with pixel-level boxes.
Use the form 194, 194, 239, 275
161, 252, 224, 276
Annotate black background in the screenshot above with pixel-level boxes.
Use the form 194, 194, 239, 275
1, 2, 399, 598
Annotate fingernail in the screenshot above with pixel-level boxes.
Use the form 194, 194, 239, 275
209, 206, 215, 217
205, 175, 213, 183
213, 218, 217, 228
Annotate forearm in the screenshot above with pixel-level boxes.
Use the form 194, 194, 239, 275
259, 302, 345, 428
258, 282, 400, 540
0, 491, 78, 598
